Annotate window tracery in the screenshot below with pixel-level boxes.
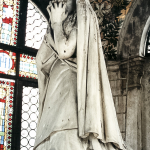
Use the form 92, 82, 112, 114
0, 0, 48, 149
0, 0, 20, 45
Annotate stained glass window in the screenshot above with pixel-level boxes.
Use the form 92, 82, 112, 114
0, 1, 44, 149
0, 49, 16, 75
25, 0, 48, 49
0, 78, 15, 150
19, 54, 37, 79
20, 86, 39, 150
0, 0, 20, 45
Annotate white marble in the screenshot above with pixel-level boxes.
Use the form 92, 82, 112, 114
34, 0, 126, 149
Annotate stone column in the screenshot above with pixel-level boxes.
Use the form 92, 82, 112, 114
120, 56, 145, 150
141, 57, 150, 150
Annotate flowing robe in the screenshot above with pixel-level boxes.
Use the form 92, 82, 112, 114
34, 32, 78, 149
34, 0, 126, 149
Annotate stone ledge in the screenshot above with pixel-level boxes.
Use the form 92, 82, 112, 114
107, 56, 145, 89
120, 56, 145, 89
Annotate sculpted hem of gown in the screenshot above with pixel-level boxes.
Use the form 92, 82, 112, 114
35, 129, 119, 150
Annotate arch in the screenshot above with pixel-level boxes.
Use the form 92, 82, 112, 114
117, 0, 139, 57
139, 16, 150, 57
117, 0, 150, 59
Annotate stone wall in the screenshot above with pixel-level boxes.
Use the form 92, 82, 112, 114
117, 0, 150, 59
112, 0, 150, 149
107, 61, 126, 141
141, 57, 150, 150
107, 57, 145, 150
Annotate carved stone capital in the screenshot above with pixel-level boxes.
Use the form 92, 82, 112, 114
120, 56, 145, 89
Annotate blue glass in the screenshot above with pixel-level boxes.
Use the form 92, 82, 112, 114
8, 25, 12, 32
2, 33, 5, 39
1, 138, 3, 144
2, 120, 4, 126
2, 125, 4, 132
3, 7, 6, 13
20, 61, 23, 70
6, 34, 10, 41
2, 23, 5, 29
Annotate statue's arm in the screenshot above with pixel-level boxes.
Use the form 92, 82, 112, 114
53, 24, 76, 59
47, 2, 76, 60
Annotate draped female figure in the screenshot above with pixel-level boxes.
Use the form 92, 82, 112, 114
34, 0, 126, 149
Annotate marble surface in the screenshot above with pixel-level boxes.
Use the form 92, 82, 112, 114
34, 0, 127, 149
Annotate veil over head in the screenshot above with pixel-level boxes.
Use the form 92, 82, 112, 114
76, 0, 125, 149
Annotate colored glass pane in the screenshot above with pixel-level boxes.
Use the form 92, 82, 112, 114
0, 49, 16, 75
0, 78, 15, 150
20, 86, 39, 150
0, 0, 20, 45
19, 54, 37, 79
25, 0, 48, 49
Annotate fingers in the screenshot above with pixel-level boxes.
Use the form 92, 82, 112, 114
47, 1, 53, 10
51, 0, 57, 8
51, 0, 56, 3
51, 0, 67, 8
63, 3, 66, 9
46, 5, 51, 15
48, 1, 53, 8
58, 1, 63, 8
47, 1, 53, 19
54, 1, 57, 8
62, 0, 67, 6
60, 1, 66, 7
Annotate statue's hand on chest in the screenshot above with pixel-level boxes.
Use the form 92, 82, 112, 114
47, 1, 68, 29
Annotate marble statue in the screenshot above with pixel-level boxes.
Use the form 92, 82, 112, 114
34, 0, 126, 149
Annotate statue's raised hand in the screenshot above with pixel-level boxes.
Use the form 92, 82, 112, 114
47, 1, 68, 28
